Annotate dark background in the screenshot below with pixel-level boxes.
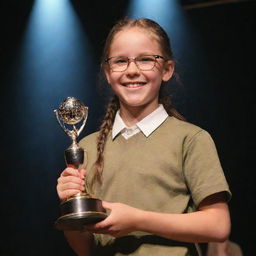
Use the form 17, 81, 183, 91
0, 0, 255, 255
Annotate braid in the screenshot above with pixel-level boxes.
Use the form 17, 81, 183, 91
92, 95, 119, 185
159, 82, 185, 121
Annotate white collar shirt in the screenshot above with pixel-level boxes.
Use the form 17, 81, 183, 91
112, 104, 169, 140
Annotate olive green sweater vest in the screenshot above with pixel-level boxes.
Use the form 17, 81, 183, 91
79, 116, 231, 256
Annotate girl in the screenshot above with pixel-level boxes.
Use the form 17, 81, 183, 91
57, 18, 231, 256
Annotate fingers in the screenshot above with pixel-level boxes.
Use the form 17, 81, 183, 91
57, 189, 82, 199
84, 221, 111, 234
57, 175, 85, 191
57, 182, 84, 200
84, 220, 122, 238
61, 167, 82, 178
56, 167, 87, 200
84, 210, 112, 232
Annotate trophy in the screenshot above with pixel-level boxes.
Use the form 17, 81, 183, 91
54, 97, 107, 230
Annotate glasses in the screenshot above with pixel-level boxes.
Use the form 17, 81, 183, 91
105, 54, 165, 72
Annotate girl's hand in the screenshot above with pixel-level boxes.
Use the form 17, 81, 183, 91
84, 202, 143, 238
56, 167, 86, 200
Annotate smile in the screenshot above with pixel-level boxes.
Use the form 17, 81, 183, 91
122, 82, 146, 88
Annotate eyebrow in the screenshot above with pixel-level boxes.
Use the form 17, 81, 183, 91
109, 53, 159, 58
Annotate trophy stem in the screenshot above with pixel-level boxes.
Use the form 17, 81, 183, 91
64, 146, 84, 169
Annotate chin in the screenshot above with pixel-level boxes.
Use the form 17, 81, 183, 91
123, 100, 146, 107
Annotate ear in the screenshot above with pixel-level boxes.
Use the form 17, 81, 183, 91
162, 60, 174, 82
104, 66, 111, 84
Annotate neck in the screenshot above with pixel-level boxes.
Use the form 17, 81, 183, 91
119, 102, 159, 127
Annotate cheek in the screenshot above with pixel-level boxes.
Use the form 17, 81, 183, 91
109, 79, 121, 95
106, 71, 120, 84
148, 72, 163, 85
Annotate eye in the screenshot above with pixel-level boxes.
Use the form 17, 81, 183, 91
113, 57, 128, 64
137, 56, 155, 62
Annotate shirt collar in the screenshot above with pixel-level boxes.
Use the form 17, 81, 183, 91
112, 104, 168, 139
112, 111, 128, 139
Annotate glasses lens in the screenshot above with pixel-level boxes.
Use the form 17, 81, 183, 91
109, 57, 128, 71
136, 55, 156, 70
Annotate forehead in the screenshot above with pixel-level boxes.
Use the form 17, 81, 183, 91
109, 27, 161, 56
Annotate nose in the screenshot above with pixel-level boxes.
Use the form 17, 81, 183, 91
126, 59, 140, 74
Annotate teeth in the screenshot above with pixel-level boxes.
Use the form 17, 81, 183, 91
124, 82, 145, 88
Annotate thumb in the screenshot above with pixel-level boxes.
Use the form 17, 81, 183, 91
79, 168, 86, 178
102, 201, 113, 210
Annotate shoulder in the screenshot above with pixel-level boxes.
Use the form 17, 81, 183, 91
163, 117, 218, 152
164, 116, 210, 140
166, 116, 201, 131
79, 131, 100, 148
151, 117, 215, 152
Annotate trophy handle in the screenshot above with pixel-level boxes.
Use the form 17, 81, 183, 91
54, 110, 70, 137
54, 109, 88, 140
76, 106, 88, 137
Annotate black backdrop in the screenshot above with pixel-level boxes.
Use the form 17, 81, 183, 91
0, 1, 255, 255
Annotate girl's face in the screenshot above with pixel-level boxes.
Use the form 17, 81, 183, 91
104, 27, 174, 113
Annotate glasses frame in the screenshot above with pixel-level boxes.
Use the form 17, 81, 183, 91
105, 54, 166, 72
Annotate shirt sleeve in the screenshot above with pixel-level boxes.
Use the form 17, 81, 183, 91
183, 130, 231, 207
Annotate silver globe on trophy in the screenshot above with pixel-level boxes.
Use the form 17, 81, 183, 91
54, 97, 107, 230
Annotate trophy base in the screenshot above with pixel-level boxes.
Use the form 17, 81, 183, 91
55, 194, 107, 230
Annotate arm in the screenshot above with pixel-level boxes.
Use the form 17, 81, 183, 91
85, 192, 230, 243
136, 192, 230, 243
64, 230, 94, 256
57, 167, 94, 255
